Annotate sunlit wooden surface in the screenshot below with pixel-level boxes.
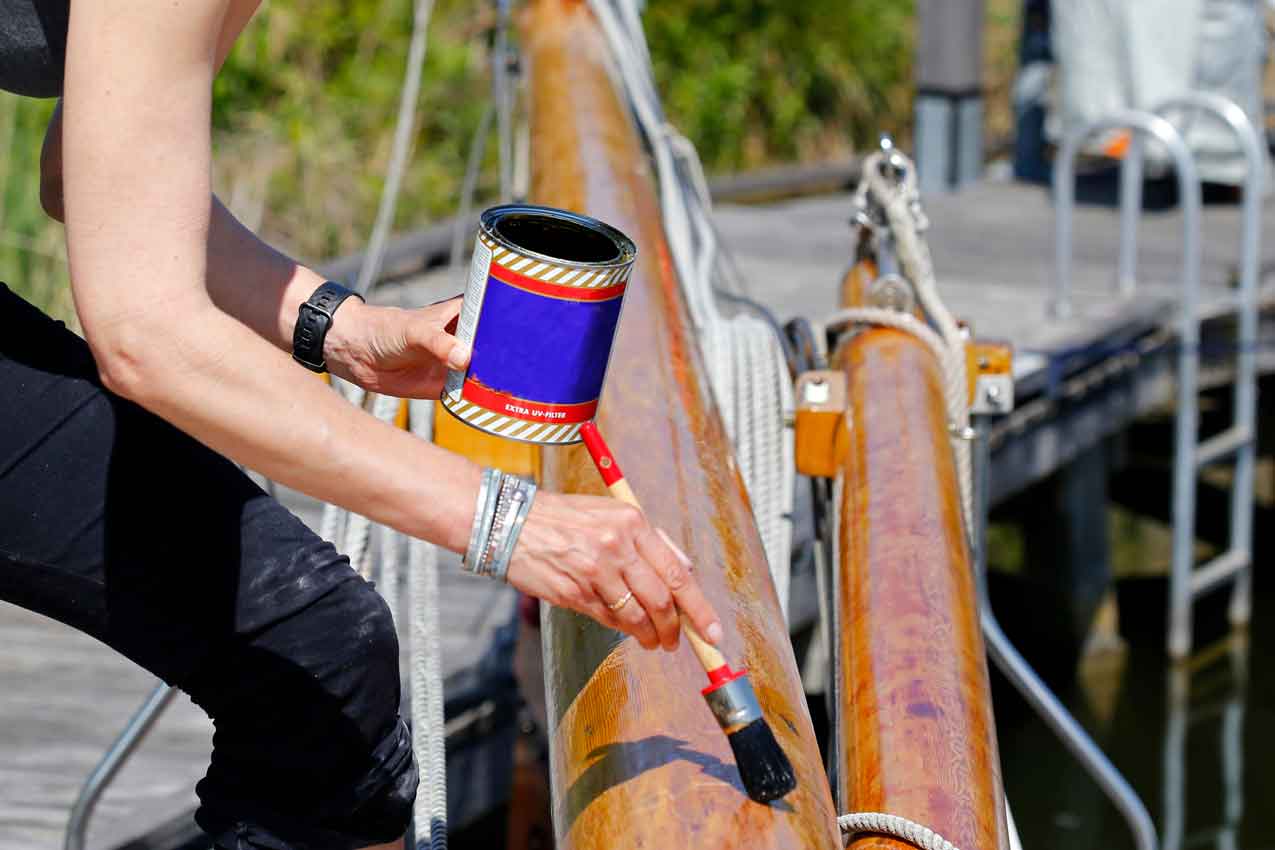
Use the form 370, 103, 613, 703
833, 257, 1008, 850
523, 1, 840, 847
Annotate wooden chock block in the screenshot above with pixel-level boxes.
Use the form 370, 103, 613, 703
432, 402, 542, 481
794, 370, 849, 478
966, 339, 1014, 414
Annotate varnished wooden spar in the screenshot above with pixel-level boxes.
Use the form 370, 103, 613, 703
521, 1, 841, 847
834, 257, 1009, 849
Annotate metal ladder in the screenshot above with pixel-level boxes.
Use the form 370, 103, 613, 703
1162, 635, 1248, 850
1052, 93, 1264, 660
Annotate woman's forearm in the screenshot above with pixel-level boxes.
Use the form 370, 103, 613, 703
204, 194, 330, 351
62, 0, 477, 552
124, 301, 480, 552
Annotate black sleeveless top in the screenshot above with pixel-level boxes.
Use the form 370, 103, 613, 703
0, 0, 70, 98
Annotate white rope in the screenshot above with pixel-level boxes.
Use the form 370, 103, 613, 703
838, 812, 964, 850
342, 393, 404, 577
319, 377, 369, 547
408, 399, 447, 850
378, 520, 402, 628
837, 151, 975, 537
448, 99, 494, 274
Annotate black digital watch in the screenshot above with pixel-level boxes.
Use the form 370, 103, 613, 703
291, 281, 364, 373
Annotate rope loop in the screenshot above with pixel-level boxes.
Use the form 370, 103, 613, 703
838, 812, 965, 850
840, 149, 976, 540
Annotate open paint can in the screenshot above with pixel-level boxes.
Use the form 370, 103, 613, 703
442, 205, 637, 444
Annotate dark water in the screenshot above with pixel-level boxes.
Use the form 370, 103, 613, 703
992, 574, 1275, 850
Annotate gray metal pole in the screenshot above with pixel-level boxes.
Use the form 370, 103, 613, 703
914, 0, 985, 193
971, 416, 1159, 850
65, 682, 176, 850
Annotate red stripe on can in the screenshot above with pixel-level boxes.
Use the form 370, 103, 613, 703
461, 379, 599, 423
489, 262, 627, 301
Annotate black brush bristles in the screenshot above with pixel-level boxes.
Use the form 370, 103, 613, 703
728, 717, 797, 802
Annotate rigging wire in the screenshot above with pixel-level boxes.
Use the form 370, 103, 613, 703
355, 0, 438, 296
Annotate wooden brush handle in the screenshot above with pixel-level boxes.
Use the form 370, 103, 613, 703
580, 423, 727, 672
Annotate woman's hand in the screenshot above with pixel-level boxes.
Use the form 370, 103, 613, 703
507, 491, 725, 651
324, 297, 470, 399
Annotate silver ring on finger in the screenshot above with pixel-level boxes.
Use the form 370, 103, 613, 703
607, 590, 634, 612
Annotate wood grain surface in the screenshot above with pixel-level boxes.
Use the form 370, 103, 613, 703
522, 2, 841, 847
833, 259, 1009, 849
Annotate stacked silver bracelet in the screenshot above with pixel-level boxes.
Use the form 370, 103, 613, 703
463, 468, 537, 581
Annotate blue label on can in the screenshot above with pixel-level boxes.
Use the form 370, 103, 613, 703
468, 270, 624, 409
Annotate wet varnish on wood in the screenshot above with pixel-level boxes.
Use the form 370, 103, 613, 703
523, 1, 841, 847
834, 258, 1009, 850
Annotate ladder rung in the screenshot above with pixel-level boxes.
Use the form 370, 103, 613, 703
1190, 549, 1250, 598
1195, 426, 1253, 468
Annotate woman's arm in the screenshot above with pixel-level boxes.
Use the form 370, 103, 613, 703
42, 105, 466, 399
62, 0, 476, 547
61, 0, 722, 652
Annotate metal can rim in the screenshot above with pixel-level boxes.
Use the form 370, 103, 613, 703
479, 204, 638, 270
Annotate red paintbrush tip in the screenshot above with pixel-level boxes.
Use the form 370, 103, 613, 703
579, 421, 624, 486
703, 664, 748, 696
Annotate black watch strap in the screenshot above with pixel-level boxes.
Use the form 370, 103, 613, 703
292, 281, 364, 373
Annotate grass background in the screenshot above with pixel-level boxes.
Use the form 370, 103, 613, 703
2, 0, 1023, 323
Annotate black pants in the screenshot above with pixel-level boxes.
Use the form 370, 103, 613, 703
0, 284, 417, 849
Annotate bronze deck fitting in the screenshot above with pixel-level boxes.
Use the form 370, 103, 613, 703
523, 1, 840, 847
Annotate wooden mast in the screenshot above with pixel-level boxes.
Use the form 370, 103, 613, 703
521, 1, 840, 847
834, 256, 1010, 850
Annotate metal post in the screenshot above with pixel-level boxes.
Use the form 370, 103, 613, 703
971, 415, 1159, 850
65, 682, 176, 850
1118, 136, 1144, 297
914, 0, 985, 193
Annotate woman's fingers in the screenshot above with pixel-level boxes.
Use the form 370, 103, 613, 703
409, 298, 469, 370
543, 564, 659, 650
637, 527, 724, 645
590, 570, 661, 650
506, 492, 722, 653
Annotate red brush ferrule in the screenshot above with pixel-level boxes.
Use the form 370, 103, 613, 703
580, 421, 624, 486
702, 664, 748, 696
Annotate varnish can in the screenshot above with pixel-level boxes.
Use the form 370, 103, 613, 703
442, 205, 637, 444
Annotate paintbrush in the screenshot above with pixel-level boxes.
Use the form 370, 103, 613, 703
578, 421, 797, 803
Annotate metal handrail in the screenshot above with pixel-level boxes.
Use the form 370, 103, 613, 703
64, 681, 176, 850
1052, 111, 1201, 320
972, 414, 1159, 850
